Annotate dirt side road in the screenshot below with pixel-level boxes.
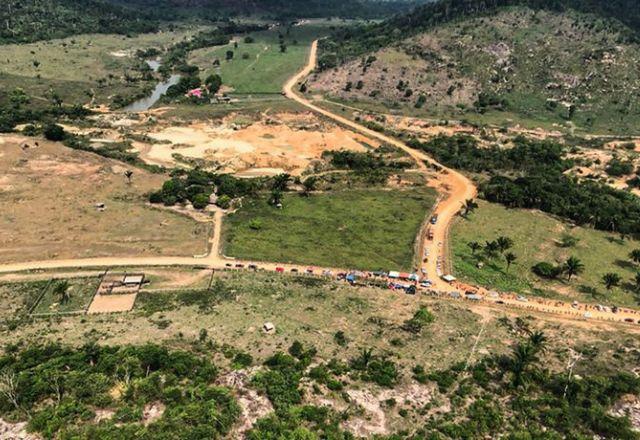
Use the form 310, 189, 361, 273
283, 40, 477, 290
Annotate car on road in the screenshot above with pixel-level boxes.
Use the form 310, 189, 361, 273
516, 295, 528, 302
248, 264, 258, 270
430, 215, 438, 225
291, 268, 299, 273
275, 267, 285, 273
225, 263, 232, 267
235, 263, 244, 268
420, 280, 432, 288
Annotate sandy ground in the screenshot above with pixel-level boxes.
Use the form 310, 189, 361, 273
0, 135, 208, 263
88, 293, 138, 314
139, 113, 377, 175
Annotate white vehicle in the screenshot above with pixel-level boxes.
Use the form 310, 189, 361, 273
516, 295, 528, 302
420, 280, 433, 288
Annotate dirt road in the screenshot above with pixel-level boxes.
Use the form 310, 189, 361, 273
283, 40, 477, 290
1, 41, 639, 327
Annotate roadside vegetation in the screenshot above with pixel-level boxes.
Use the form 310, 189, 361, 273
1, 270, 639, 438
453, 200, 640, 306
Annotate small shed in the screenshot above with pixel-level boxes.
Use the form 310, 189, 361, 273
123, 274, 144, 285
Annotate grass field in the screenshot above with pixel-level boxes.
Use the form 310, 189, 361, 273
31, 277, 100, 315
223, 188, 436, 271
190, 23, 334, 95
0, 134, 209, 263
0, 27, 202, 106
451, 201, 640, 307
0, 280, 47, 322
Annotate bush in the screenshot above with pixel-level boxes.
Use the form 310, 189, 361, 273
191, 193, 210, 209
532, 262, 563, 279
43, 123, 66, 141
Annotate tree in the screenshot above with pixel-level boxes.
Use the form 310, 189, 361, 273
629, 249, 640, 265
205, 74, 222, 94
270, 189, 283, 206
225, 50, 234, 61
53, 280, 70, 304
484, 240, 500, 258
467, 241, 481, 255
563, 256, 584, 281
43, 123, 66, 141
272, 173, 291, 191
602, 272, 622, 290
302, 177, 317, 196
528, 331, 547, 353
9, 88, 30, 109
496, 236, 514, 254
279, 43, 287, 53
505, 252, 517, 272
461, 198, 478, 217
124, 170, 133, 184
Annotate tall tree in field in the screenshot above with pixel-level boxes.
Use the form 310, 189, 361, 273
467, 241, 481, 255
124, 170, 133, 184
496, 236, 514, 254
602, 273, 621, 290
505, 252, 517, 272
629, 249, 640, 265
461, 198, 478, 218
563, 256, 584, 281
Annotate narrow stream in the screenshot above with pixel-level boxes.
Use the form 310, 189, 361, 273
122, 60, 180, 112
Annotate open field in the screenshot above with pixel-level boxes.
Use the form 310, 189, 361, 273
31, 276, 100, 315
0, 28, 202, 107
0, 280, 47, 322
190, 22, 337, 95
452, 201, 640, 307
223, 188, 436, 271
0, 134, 208, 263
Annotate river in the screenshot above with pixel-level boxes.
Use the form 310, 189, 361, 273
122, 60, 180, 112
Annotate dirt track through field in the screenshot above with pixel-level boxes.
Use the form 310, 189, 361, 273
283, 40, 477, 291
1, 40, 640, 328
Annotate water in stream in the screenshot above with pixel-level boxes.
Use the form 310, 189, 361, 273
122, 60, 180, 112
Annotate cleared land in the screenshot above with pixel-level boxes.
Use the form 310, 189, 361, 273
452, 201, 640, 307
0, 135, 209, 263
190, 23, 335, 95
223, 188, 436, 271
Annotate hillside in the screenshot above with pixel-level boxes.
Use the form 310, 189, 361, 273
0, 0, 159, 44
311, 2, 640, 133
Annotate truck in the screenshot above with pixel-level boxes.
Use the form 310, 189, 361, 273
426, 227, 434, 240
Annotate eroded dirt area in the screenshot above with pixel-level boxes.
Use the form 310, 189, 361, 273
66, 111, 380, 176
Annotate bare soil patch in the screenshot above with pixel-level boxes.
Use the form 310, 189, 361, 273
0, 135, 207, 263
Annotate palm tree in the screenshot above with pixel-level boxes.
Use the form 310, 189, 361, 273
54, 280, 70, 305
301, 177, 317, 197
564, 256, 584, 281
602, 272, 622, 290
511, 342, 538, 388
270, 189, 283, 206
505, 252, 517, 272
467, 241, 481, 255
124, 170, 133, 184
496, 236, 514, 254
484, 240, 500, 258
272, 173, 291, 191
528, 331, 547, 353
461, 199, 478, 218
629, 249, 640, 265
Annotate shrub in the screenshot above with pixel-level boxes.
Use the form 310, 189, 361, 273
532, 262, 563, 279
43, 123, 66, 141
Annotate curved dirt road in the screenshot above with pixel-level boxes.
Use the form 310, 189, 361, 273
283, 40, 477, 290
1, 41, 639, 327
